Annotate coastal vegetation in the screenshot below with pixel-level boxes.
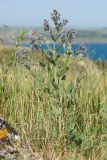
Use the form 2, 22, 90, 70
0, 10, 107, 160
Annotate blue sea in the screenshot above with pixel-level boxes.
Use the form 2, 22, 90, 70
25, 43, 107, 61
84, 43, 107, 61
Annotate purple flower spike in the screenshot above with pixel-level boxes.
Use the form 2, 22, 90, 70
44, 19, 50, 31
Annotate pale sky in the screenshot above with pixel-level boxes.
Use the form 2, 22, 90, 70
0, 0, 107, 28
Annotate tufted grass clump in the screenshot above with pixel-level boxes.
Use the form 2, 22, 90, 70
1, 54, 107, 159
0, 10, 107, 159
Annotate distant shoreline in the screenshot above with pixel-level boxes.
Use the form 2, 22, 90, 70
84, 41, 107, 44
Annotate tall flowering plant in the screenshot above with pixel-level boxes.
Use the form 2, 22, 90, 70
13, 10, 87, 147
15, 10, 86, 91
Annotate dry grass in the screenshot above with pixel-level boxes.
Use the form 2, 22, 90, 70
0, 47, 107, 159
